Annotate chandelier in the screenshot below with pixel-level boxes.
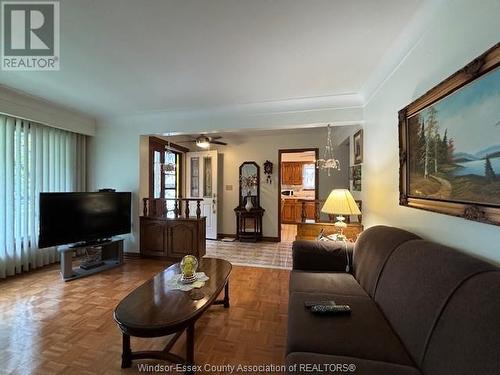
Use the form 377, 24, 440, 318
316, 125, 340, 176
161, 142, 176, 173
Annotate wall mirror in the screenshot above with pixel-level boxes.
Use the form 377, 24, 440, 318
239, 161, 260, 208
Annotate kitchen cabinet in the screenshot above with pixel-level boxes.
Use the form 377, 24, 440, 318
282, 162, 303, 185
281, 199, 316, 223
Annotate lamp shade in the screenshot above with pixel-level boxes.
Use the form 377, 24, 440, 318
321, 189, 361, 215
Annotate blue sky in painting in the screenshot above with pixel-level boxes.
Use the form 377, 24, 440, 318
419, 67, 500, 154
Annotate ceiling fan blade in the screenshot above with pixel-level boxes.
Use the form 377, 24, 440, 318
210, 136, 223, 140
177, 140, 197, 143
210, 141, 227, 145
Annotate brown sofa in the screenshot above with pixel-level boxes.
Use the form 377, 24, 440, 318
287, 225, 500, 375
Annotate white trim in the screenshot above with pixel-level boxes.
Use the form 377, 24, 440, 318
0, 85, 96, 136
360, 0, 447, 106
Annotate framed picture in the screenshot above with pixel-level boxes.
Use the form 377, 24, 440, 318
399, 43, 500, 226
353, 129, 363, 164
351, 165, 361, 191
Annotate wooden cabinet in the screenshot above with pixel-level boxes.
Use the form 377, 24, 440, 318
282, 162, 303, 185
282, 199, 316, 223
281, 200, 297, 222
140, 216, 206, 260
304, 201, 316, 220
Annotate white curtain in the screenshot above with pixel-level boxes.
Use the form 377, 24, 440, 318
0, 115, 86, 278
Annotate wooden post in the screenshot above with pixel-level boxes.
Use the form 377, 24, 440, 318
174, 199, 179, 218
185, 200, 190, 218
143, 198, 148, 216
196, 200, 201, 219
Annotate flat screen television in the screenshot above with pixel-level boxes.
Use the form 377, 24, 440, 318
38, 192, 132, 248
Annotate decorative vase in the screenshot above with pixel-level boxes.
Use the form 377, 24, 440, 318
180, 255, 198, 283
245, 193, 253, 211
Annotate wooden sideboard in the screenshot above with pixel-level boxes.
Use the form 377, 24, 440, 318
140, 216, 206, 260
296, 222, 363, 242
140, 198, 206, 261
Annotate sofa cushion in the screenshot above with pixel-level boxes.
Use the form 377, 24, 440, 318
374, 239, 496, 366
290, 271, 368, 297
286, 291, 414, 366
353, 226, 420, 297
286, 352, 422, 375
422, 271, 500, 375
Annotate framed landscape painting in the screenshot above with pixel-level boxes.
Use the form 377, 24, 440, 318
399, 43, 500, 226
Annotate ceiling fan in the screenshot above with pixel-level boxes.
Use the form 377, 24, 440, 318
180, 135, 227, 149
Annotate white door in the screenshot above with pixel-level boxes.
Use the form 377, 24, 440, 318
185, 150, 218, 239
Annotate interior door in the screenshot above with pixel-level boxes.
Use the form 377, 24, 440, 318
185, 150, 218, 239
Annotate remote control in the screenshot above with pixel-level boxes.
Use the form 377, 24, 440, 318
311, 304, 351, 315
304, 300, 336, 308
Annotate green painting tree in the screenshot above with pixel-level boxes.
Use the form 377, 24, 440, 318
485, 156, 496, 181
418, 121, 426, 173
423, 107, 439, 177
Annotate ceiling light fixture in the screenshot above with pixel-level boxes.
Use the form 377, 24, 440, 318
196, 137, 210, 149
316, 124, 340, 176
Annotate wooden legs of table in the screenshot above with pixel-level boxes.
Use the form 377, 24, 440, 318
186, 323, 195, 373
120, 329, 187, 369
224, 281, 230, 308
119, 281, 229, 370
214, 280, 230, 308
121, 334, 132, 368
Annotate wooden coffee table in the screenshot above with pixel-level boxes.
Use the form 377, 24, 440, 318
114, 258, 232, 369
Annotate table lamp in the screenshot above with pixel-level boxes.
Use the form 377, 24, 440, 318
321, 189, 361, 241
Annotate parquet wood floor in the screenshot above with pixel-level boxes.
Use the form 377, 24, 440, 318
0, 258, 290, 375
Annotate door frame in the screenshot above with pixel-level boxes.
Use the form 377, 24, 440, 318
277, 148, 319, 242
148, 137, 189, 199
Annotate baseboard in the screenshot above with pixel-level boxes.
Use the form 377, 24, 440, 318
217, 233, 280, 243
262, 236, 280, 242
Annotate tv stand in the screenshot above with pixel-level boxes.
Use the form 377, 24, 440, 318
59, 239, 123, 281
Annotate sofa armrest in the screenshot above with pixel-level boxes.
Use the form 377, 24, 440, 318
292, 240, 354, 272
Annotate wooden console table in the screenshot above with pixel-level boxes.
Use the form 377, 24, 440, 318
234, 207, 265, 242
296, 222, 363, 242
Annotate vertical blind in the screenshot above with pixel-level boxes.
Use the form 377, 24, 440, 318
0, 114, 86, 278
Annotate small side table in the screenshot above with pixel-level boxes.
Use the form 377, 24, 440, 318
234, 207, 265, 242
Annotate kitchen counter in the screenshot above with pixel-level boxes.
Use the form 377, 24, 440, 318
281, 196, 315, 200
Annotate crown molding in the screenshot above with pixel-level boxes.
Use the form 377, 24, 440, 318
361, 0, 447, 106
0, 84, 96, 135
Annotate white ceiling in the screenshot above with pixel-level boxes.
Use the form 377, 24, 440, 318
0, 0, 422, 119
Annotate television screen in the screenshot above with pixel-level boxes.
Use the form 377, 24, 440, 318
38, 192, 131, 248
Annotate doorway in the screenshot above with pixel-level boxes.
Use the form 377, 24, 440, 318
278, 148, 319, 243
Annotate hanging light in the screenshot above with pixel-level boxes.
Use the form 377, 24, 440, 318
316, 124, 340, 176
162, 141, 176, 173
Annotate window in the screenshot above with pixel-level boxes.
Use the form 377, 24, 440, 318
190, 157, 199, 197
303, 163, 316, 190
203, 156, 212, 197
0, 115, 86, 278
149, 138, 182, 200
149, 138, 182, 217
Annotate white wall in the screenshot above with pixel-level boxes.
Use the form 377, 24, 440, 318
363, 0, 500, 263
